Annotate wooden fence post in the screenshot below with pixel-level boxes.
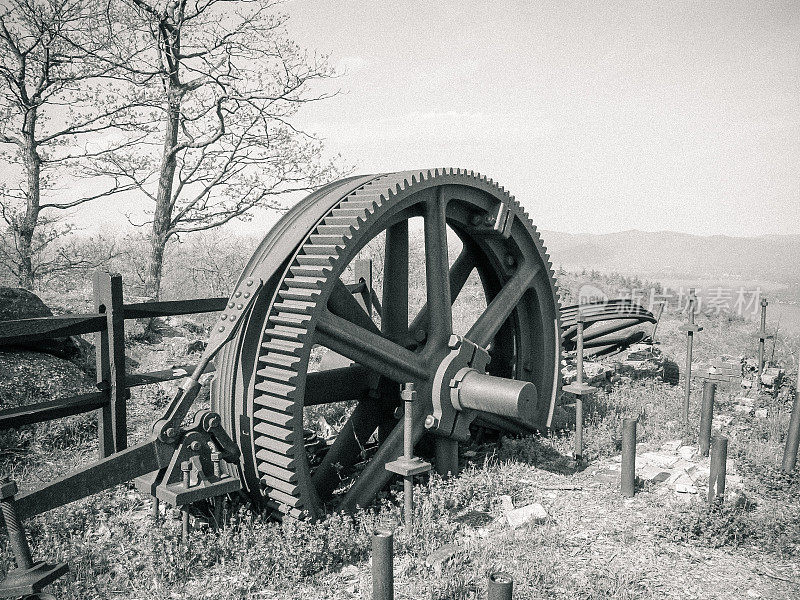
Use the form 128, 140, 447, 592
93, 271, 128, 457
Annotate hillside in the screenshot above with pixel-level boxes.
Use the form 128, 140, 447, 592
543, 230, 800, 284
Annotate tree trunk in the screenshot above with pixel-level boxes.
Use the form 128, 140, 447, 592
144, 100, 180, 300
17, 108, 41, 289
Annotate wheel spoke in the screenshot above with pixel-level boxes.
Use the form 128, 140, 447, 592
382, 220, 409, 344
467, 263, 539, 348
338, 405, 427, 513
423, 190, 452, 345
311, 402, 381, 500
408, 245, 475, 342
317, 311, 428, 382
305, 365, 370, 405
328, 279, 381, 336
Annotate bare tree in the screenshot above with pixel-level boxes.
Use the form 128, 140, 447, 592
91, 0, 340, 299
0, 0, 144, 288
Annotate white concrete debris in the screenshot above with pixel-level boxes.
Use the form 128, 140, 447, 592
505, 503, 549, 529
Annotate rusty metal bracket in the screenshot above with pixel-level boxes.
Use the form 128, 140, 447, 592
472, 202, 514, 238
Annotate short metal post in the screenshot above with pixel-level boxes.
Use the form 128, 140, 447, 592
680, 290, 702, 428
181, 461, 191, 543
708, 435, 728, 505
563, 310, 597, 465
782, 359, 800, 473
621, 418, 637, 497
757, 298, 768, 392
698, 380, 716, 457
385, 385, 430, 534
372, 528, 394, 600
403, 386, 415, 534
488, 571, 514, 600
152, 497, 160, 520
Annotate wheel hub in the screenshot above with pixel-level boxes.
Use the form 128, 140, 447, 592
428, 334, 538, 441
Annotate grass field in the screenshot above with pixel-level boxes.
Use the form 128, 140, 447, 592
1, 268, 799, 599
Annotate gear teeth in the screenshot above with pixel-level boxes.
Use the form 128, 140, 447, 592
257, 365, 297, 383
254, 422, 295, 442
245, 166, 561, 521
265, 489, 302, 508
254, 408, 295, 427
255, 435, 294, 454
254, 394, 293, 412
257, 449, 297, 469
258, 462, 298, 483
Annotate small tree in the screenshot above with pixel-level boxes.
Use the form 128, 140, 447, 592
93, 0, 340, 299
0, 0, 143, 288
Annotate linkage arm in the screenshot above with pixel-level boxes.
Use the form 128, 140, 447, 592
14, 437, 174, 521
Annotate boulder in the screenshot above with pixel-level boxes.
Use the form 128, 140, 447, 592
0, 350, 95, 409
0, 287, 84, 362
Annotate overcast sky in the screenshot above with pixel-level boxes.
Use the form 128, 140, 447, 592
278, 0, 799, 237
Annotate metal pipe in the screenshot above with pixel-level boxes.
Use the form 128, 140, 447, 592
708, 435, 728, 505
488, 571, 514, 600
0, 480, 33, 570
757, 298, 768, 392
403, 383, 414, 534
698, 380, 716, 457
621, 418, 637, 497
372, 528, 394, 600
782, 360, 800, 473
683, 291, 696, 425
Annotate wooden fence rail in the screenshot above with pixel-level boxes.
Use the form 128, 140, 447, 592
0, 270, 227, 459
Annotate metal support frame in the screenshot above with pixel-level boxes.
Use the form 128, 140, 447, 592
94, 271, 128, 457
385, 383, 431, 534
562, 310, 597, 464
756, 298, 772, 393
679, 290, 702, 427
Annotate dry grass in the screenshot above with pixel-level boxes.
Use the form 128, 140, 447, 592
1, 269, 799, 599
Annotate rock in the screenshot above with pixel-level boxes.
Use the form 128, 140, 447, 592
713, 415, 734, 429
661, 440, 682, 452
755, 408, 768, 419
734, 404, 754, 415
637, 464, 670, 483
186, 340, 207, 354
677, 446, 696, 460
340, 564, 359, 579
505, 503, 548, 529
0, 287, 83, 361
425, 543, 461, 571
638, 452, 679, 469
0, 350, 94, 409
735, 397, 756, 408
498, 495, 515, 512
674, 483, 697, 494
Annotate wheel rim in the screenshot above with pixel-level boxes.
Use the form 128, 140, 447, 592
212, 169, 562, 518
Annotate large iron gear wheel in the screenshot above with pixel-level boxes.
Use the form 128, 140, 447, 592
211, 169, 562, 519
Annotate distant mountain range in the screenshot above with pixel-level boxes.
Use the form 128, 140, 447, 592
541, 230, 800, 284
